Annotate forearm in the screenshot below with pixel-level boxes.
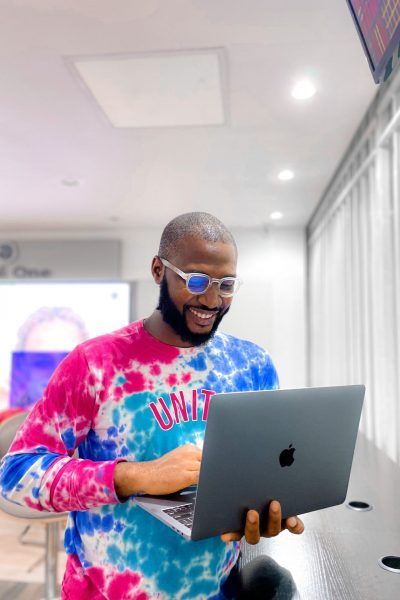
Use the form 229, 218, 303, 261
113, 461, 150, 499
113, 444, 200, 498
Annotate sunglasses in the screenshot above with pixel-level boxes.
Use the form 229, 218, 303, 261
160, 258, 242, 297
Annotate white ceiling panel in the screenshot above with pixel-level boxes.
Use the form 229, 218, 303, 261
72, 50, 225, 128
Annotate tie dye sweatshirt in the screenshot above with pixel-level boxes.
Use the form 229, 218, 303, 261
0, 319, 279, 599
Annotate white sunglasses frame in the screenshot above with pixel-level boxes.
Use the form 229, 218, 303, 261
159, 257, 242, 297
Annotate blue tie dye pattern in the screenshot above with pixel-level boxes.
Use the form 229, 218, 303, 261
63, 330, 279, 598
0, 323, 278, 599
0, 453, 61, 495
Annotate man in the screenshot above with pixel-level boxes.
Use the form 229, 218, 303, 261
0, 212, 304, 599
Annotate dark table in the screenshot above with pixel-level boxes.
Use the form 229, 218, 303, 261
238, 434, 400, 599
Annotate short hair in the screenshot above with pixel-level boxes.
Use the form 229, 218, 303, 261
158, 212, 237, 259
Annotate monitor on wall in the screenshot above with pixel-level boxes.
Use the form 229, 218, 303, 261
347, 0, 400, 83
0, 281, 131, 410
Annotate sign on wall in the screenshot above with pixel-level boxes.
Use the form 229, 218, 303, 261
0, 240, 121, 279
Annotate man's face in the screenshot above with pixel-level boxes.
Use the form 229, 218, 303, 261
156, 237, 237, 346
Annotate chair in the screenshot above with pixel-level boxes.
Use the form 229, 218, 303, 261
0, 411, 68, 600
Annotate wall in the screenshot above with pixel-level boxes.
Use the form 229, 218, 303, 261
223, 227, 306, 389
2, 225, 307, 389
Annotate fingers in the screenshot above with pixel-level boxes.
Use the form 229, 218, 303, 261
244, 510, 260, 545
187, 459, 202, 470
264, 500, 282, 537
221, 531, 241, 543
221, 510, 261, 544
184, 463, 202, 485
222, 510, 262, 545
185, 443, 202, 459
221, 503, 305, 545
284, 515, 305, 535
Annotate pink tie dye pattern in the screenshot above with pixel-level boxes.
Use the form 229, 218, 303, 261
0, 319, 279, 599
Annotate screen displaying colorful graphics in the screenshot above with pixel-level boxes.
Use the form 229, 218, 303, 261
348, 0, 400, 81
10, 351, 68, 409
352, 0, 400, 66
0, 282, 131, 409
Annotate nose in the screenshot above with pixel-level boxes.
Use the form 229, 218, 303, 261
198, 281, 222, 309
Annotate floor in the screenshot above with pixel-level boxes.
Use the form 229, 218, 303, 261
0, 580, 44, 600
0, 512, 67, 599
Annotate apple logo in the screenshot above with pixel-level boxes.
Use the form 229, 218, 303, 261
279, 444, 296, 467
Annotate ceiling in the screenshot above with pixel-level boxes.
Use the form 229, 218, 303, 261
0, 0, 377, 231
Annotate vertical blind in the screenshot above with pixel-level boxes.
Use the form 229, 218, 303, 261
307, 73, 400, 465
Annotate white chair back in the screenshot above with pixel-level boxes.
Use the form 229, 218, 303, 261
0, 412, 28, 457
0, 411, 68, 520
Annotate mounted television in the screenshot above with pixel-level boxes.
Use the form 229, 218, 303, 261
347, 0, 400, 83
0, 281, 131, 410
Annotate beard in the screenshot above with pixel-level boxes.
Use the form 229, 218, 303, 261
157, 276, 228, 347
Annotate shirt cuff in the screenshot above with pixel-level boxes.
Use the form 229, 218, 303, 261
42, 457, 128, 512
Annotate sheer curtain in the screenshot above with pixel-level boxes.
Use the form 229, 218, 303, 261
308, 74, 400, 465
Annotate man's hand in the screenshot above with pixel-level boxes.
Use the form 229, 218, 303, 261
220, 500, 304, 544
114, 443, 202, 498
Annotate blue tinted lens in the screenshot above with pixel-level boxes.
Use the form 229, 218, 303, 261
187, 275, 209, 293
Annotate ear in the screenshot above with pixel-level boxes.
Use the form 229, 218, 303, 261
151, 256, 164, 285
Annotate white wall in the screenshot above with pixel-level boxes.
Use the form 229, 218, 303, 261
4, 225, 306, 389
228, 227, 306, 390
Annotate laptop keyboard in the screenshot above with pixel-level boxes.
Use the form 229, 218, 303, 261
162, 503, 194, 529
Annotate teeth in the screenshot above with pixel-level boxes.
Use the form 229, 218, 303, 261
189, 308, 215, 320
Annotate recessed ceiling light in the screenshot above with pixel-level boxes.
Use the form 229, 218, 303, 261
270, 211, 283, 220
291, 79, 316, 100
61, 179, 80, 187
278, 169, 294, 181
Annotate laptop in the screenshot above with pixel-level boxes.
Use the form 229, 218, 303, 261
133, 385, 365, 541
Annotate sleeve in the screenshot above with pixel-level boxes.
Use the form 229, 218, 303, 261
0, 346, 124, 513
260, 351, 280, 391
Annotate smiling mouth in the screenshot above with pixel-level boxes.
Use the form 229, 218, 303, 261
188, 307, 217, 320
186, 306, 219, 327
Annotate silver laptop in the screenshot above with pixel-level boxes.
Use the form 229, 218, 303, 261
133, 385, 365, 541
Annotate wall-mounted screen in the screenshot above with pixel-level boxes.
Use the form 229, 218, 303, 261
10, 351, 68, 410
0, 281, 131, 410
347, 0, 400, 82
